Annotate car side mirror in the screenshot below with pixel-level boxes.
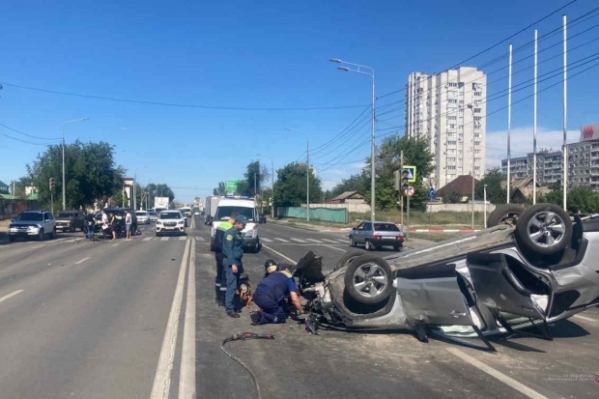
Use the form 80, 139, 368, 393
352, 227, 357, 230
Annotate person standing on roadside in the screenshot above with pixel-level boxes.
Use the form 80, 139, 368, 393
212, 211, 239, 307
222, 215, 247, 318
110, 213, 118, 240
85, 211, 96, 241
125, 210, 133, 240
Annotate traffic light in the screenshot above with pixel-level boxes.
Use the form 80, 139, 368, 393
49, 177, 54, 191
401, 169, 410, 192
393, 170, 400, 191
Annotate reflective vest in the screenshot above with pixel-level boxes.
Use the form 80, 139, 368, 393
213, 221, 233, 253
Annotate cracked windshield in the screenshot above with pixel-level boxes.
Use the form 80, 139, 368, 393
2, 1, 599, 398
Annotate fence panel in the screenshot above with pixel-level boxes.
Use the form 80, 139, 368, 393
277, 206, 348, 224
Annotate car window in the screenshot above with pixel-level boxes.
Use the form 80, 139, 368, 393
374, 223, 400, 232
58, 212, 73, 218
363, 222, 372, 230
356, 223, 364, 230
45, 213, 53, 220
160, 212, 182, 219
17, 212, 43, 221
215, 206, 255, 221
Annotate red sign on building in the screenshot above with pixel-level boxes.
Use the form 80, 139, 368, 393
580, 124, 598, 141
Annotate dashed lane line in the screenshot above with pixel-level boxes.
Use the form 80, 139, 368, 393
291, 238, 307, 243
111, 243, 120, 247
0, 290, 24, 304
322, 244, 346, 252
275, 238, 288, 242
161, 237, 169, 241
260, 237, 273, 243
75, 257, 90, 265
306, 239, 321, 243
322, 239, 339, 244
143, 237, 153, 242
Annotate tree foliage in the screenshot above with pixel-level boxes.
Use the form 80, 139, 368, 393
213, 182, 226, 196
445, 190, 462, 204
329, 173, 369, 199
146, 183, 175, 206
475, 168, 507, 204
539, 186, 599, 213
238, 160, 270, 197
273, 162, 323, 206
27, 141, 124, 209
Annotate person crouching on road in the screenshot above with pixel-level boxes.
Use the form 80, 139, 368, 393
222, 215, 247, 318
250, 263, 304, 325
212, 211, 239, 306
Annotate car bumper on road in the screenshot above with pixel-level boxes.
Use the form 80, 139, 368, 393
8, 228, 41, 237
371, 238, 404, 246
156, 226, 186, 234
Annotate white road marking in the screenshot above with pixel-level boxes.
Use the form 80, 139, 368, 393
306, 238, 322, 243
143, 237, 153, 242
111, 243, 119, 247
446, 347, 549, 399
150, 239, 191, 399
75, 257, 90, 265
573, 314, 597, 322
161, 237, 169, 241
291, 238, 307, 243
260, 237, 273, 242
194, 236, 205, 241
275, 238, 288, 242
322, 244, 346, 252
179, 239, 196, 398
179, 236, 187, 241
335, 239, 348, 243
0, 290, 24, 304
322, 239, 339, 244
31, 244, 46, 250
262, 244, 297, 265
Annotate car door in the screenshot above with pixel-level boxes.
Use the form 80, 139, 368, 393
44, 212, 55, 232
352, 223, 365, 244
362, 222, 373, 243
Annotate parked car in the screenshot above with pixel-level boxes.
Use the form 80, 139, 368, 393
258, 213, 267, 224
136, 210, 150, 225
55, 210, 85, 232
349, 221, 404, 251
293, 204, 599, 351
7, 210, 57, 242
156, 210, 187, 236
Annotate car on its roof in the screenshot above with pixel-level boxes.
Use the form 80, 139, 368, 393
293, 204, 599, 351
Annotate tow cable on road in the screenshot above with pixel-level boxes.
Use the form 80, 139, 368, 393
220, 332, 276, 399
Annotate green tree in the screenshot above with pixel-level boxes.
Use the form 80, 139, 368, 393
273, 162, 323, 206
11, 176, 34, 198
213, 182, 226, 196
239, 161, 269, 197
475, 168, 507, 204
329, 173, 369, 198
27, 141, 124, 209
363, 135, 434, 210
146, 183, 175, 207
445, 190, 461, 204
539, 186, 599, 213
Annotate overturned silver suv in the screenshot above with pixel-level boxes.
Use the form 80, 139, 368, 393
293, 204, 599, 350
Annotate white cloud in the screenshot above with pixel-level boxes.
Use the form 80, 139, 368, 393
485, 126, 579, 168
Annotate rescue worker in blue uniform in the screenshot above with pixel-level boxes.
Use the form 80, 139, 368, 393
250, 262, 304, 325
222, 215, 247, 318
212, 212, 238, 306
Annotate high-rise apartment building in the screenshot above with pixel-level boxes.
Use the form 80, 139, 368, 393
405, 67, 487, 189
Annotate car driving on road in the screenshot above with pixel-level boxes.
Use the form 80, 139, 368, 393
349, 221, 404, 251
136, 210, 150, 225
7, 210, 57, 242
155, 210, 186, 236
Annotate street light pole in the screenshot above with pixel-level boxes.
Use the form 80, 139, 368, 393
467, 104, 475, 229
330, 58, 376, 221
284, 129, 311, 221
257, 153, 275, 219
62, 117, 89, 210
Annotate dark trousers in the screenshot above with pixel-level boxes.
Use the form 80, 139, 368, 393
214, 253, 227, 293
224, 260, 243, 312
253, 294, 287, 324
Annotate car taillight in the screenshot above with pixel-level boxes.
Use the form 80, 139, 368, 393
373, 235, 381, 239
397, 235, 404, 241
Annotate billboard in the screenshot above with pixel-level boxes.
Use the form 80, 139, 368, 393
225, 180, 241, 193
580, 123, 599, 142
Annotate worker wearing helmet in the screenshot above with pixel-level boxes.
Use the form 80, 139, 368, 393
250, 262, 304, 325
263, 259, 279, 278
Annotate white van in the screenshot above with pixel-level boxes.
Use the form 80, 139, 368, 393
210, 196, 260, 253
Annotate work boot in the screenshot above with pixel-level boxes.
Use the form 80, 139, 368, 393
214, 290, 221, 306
218, 291, 226, 307
249, 311, 262, 326
226, 310, 240, 318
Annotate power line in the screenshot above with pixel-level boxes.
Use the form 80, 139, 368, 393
0, 81, 367, 111
0, 131, 59, 146
0, 122, 61, 140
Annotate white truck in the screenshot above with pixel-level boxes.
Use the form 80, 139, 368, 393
154, 197, 170, 214
204, 196, 221, 224
210, 196, 261, 253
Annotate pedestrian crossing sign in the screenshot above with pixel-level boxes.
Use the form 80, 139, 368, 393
403, 165, 417, 183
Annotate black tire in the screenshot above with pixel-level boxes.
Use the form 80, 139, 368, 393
393, 245, 402, 252
487, 204, 524, 227
515, 203, 573, 256
364, 240, 374, 251
349, 236, 356, 247
50, 227, 57, 239
38, 229, 45, 241
334, 250, 365, 272
344, 254, 393, 306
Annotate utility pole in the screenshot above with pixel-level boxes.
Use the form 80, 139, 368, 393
400, 150, 404, 227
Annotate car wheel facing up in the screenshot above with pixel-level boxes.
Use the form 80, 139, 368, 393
344, 254, 393, 306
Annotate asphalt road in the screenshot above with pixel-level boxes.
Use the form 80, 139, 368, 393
194, 217, 599, 399
1, 217, 598, 398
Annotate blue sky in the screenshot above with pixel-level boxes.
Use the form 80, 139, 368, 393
1, 0, 598, 203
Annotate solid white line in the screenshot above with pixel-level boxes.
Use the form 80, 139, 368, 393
31, 244, 46, 250
573, 314, 597, 322
262, 244, 297, 265
161, 237, 169, 241
143, 237, 153, 242
0, 290, 24, 304
322, 244, 346, 252
179, 236, 187, 241
179, 239, 196, 398
150, 239, 191, 399
291, 238, 307, 243
275, 238, 288, 242
260, 237, 273, 242
446, 348, 549, 399
111, 243, 119, 247
75, 257, 90, 265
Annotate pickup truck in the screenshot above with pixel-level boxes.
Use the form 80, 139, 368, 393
55, 210, 85, 232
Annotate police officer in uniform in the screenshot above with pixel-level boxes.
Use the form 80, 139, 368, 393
249, 262, 304, 325
212, 212, 238, 306
222, 215, 248, 318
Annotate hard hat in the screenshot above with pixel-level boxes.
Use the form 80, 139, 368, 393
264, 259, 279, 274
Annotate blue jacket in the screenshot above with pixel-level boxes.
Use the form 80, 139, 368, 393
213, 221, 233, 253
256, 271, 297, 303
222, 226, 243, 264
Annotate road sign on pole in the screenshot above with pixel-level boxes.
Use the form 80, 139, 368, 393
403, 165, 417, 183
403, 185, 415, 197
